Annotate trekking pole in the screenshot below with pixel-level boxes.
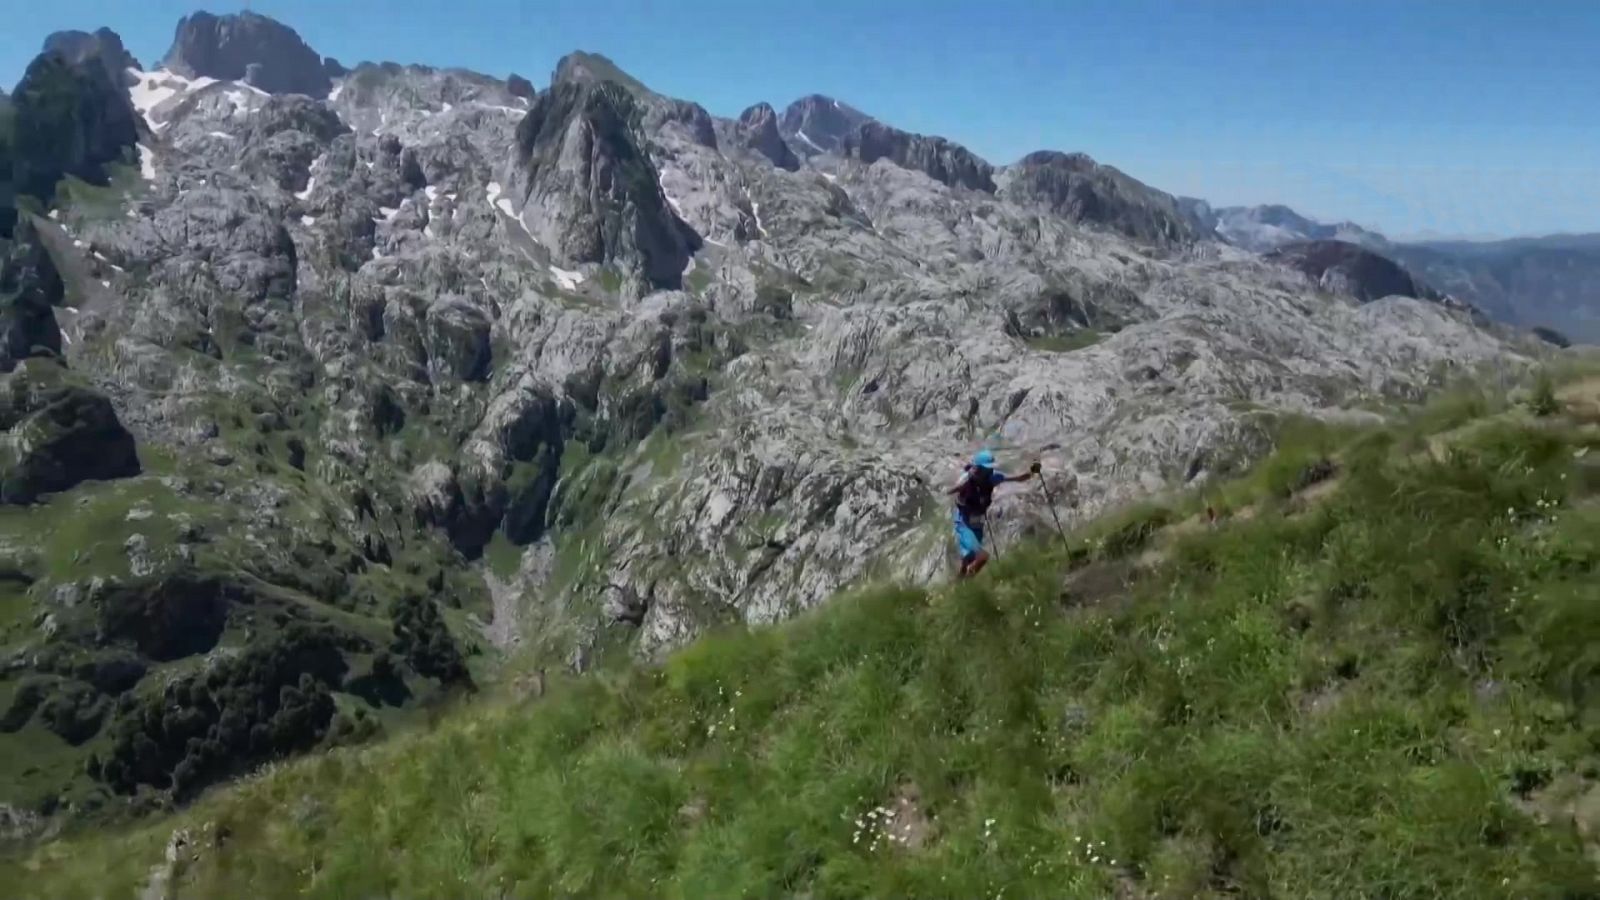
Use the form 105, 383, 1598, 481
1035, 464, 1071, 554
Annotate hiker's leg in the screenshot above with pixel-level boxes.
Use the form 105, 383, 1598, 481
955, 518, 981, 576
968, 549, 990, 576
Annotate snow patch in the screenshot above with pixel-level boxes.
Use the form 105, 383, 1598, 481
549, 265, 584, 290
750, 201, 767, 238
486, 181, 518, 218
206, 130, 234, 139
71, 240, 84, 249
137, 145, 156, 181
100, 280, 110, 289
477, 103, 527, 118
294, 176, 316, 201
126, 69, 220, 132
440, 102, 453, 112
425, 185, 440, 202
62, 332, 73, 347
377, 206, 401, 223
300, 215, 316, 227
822, 172, 838, 182
64, 306, 79, 314
47, 210, 59, 221
328, 81, 344, 102
110, 265, 124, 273
795, 130, 823, 152
706, 492, 734, 526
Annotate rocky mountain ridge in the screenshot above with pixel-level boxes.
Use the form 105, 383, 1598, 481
1182, 202, 1599, 343
0, 9, 1547, 830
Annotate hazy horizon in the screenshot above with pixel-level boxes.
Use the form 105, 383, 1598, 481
5, 0, 1598, 241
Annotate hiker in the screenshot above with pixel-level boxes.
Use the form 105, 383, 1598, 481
948, 450, 1041, 578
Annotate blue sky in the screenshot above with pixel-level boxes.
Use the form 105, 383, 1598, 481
5, 0, 1597, 239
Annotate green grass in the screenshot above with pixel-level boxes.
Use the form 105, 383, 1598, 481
1025, 329, 1102, 353
595, 267, 625, 295
11, 372, 1600, 897
685, 266, 712, 295
55, 161, 145, 219
482, 532, 525, 581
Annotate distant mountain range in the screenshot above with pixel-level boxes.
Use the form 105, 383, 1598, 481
1177, 202, 1599, 343
774, 95, 1600, 344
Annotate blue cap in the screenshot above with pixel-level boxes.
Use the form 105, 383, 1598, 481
973, 450, 996, 469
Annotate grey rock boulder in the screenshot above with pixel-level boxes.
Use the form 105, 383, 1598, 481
161, 11, 332, 98
0, 361, 140, 504
424, 296, 492, 383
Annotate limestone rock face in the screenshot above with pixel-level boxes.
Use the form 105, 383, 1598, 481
1000, 151, 1196, 245
504, 79, 696, 292
161, 11, 333, 98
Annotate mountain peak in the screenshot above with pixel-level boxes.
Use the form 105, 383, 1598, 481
550, 51, 651, 95
736, 102, 799, 171
42, 27, 141, 81
160, 9, 332, 98
779, 94, 872, 155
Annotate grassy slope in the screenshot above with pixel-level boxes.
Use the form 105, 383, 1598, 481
10, 370, 1600, 899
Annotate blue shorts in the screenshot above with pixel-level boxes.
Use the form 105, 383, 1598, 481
953, 510, 985, 560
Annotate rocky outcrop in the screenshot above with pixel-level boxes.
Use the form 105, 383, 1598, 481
160, 11, 331, 98
424, 296, 492, 382
505, 79, 696, 291
0, 218, 63, 372
1266, 240, 1438, 303
8, 42, 140, 201
1001, 151, 1196, 245
780, 94, 872, 155
507, 73, 536, 99
0, 362, 140, 504
41, 28, 140, 86
842, 121, 995, 192
737, 102, 799, 171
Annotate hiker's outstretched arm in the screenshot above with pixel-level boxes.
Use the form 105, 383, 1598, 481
946, 470, 971, 494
